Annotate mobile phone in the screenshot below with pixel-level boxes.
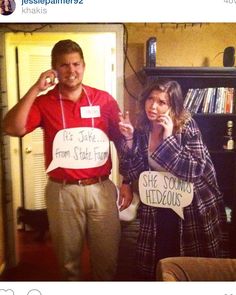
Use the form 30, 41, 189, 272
165, 109, 170, 116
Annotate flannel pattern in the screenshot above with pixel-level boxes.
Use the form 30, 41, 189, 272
119, 118, 229, 280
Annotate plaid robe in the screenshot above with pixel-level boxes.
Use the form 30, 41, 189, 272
119, 118, 229, 280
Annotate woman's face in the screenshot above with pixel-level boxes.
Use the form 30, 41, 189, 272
145, 90, 170, 121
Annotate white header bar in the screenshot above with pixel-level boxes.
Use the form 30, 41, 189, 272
0, 0, 236, 23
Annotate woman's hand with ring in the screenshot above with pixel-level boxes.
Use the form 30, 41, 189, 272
157, 112, 173, 139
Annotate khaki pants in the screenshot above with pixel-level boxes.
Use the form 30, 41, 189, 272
45, 178, 121, 281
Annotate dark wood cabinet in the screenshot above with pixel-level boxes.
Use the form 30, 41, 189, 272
143, 66, 236, 257
143, 66, 236, 93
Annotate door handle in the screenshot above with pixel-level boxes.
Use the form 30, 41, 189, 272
25, 147, 32, 154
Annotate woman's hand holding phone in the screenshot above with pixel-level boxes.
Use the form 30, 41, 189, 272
157, 109, 173, 139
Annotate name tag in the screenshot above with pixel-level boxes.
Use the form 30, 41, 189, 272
81, 106, 101, 118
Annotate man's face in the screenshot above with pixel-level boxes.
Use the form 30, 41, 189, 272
54, 52, 85, 91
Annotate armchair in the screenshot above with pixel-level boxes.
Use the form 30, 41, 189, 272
156, 257, 236, 281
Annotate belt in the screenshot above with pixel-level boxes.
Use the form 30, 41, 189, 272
49, 175, 109, 186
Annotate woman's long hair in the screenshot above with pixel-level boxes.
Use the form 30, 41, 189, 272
136, 79, 191, 134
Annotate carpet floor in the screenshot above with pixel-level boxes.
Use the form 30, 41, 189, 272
1, 219, 140, 281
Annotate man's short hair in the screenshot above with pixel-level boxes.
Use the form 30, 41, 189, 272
51, 39, 84, 68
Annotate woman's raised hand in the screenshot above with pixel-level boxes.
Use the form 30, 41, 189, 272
118, 111, 134, 140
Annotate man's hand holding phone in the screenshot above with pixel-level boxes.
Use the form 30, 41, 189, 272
35, 69, 58, 93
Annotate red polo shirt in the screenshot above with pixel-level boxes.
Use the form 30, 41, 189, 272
25, 84, 122, 181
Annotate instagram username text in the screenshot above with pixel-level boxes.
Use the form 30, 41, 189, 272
21, 0, 83, 5
224, 0, 236, 3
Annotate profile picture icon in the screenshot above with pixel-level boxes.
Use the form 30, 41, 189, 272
0, 0, 16, 15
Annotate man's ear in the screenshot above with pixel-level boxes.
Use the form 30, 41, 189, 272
51, 69, 58, 84
52, 69, 58, 77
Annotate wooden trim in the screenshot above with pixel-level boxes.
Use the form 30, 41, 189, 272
0, 262, 6, 275
143, 66, 236, 79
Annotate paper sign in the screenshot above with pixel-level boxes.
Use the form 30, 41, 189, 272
46, 127, 109, 172
138, 171, 194, 219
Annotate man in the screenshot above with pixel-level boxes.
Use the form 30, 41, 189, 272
3, 39, 129, 281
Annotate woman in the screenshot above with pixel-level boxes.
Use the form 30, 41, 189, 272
1, 0, 15, 15
119, 79, 229, 280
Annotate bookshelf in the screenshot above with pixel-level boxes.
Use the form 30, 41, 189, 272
143, 66, 236, 257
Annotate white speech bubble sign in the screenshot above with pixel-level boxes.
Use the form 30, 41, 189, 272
138, 171, 194, 219
46, 127, 109, 173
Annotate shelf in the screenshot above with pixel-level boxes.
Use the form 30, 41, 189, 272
193, 113, 236, 117
143, 66, 236, 79
143, 67, 236, 91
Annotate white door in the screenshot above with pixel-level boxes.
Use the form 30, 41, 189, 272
17, 46, 52, 209
17, 36, 117, 209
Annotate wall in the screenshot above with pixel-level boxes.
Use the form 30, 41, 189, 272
0, 31, 17, 270
0, 33, 6, 274
0, 152, 5, 274
0, 33, 5, 274
123, 23, 236, 122
125, 23, 236, 67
